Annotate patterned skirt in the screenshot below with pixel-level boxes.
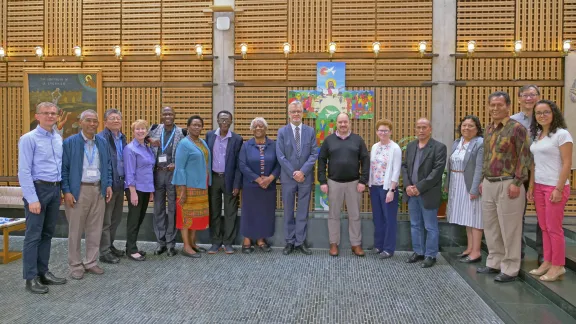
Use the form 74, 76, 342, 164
176, 187, 209, 230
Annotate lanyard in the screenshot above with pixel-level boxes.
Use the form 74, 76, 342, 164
161, 127, 176, 154
85, 142, 97, 166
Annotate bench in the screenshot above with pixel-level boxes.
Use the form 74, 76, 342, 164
0, 186, 26, 264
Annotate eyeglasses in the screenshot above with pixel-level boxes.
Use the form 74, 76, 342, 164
520, 93, 538, 98
217, 119, 231, 124
289, 110, 303, 115
535, 110, 552, 117
377, 129, 390, 133
106, 117, 121, 121
38, 112, 58, 117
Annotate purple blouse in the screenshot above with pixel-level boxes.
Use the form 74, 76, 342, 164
123, 139, 155, 192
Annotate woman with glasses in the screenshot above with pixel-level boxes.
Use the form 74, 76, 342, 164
445, 115, 484, 263
527, 100, 573, 281
368, 119, 401, 259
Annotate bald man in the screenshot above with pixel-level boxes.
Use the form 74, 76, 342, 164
401, 118, 447, 268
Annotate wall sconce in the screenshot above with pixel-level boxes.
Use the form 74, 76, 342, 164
73, 46, 83, 60
283, 42, 291, 57
513, 40, 523, 56
154, 45, 162, 57
418, 41, 427, 57
35, 46, 44, 59
328, 42, 337, 58
0, 47, 6, 61
195, 44, 203, 59
372, 42, 381, 57
563, 40, 572, 56
114, 45, 122, 60
467, 40, 476, 55
240, 43, 248, 59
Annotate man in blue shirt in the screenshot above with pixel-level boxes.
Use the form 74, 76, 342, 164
18, 102, 67, 294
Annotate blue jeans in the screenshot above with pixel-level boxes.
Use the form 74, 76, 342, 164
408, 196, 439, 258
369, 186, 399, 254
22, 183, 61, 280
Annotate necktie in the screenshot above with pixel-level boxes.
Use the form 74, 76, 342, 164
295, 126, 301, 156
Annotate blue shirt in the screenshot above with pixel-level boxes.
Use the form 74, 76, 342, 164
81, 131, 101, 183
113, 132, 125, 177
18, 125, 63, 203
124, 139, 155, 192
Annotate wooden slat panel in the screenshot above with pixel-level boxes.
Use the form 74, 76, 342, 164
517, 0, 562, 51
287, 60, 317, 81
514, 58, 563, 80
566, 0, 576, 40
104, 87, 122, 111
162, 87, 213, 130
6, 87, 22, 176
82, 0, 121, 56
7, 62, 43, 81
334, 59, 374, 81
162, 0, 212, 55
161, 61, 212, 82
331, 0, 375, 52
45, 0, 81, 56
121, 87, 161, 133
83, 62, 121, 82
122, 0, 161, 55
44, 62, 82, 69
376, 59, 432, 81
0, 62, 6, 81
377, 0, 432, 52
0, 87, 7, 175
0, 0, 6, 46
235, 0, 287, 54
456, 58, 514, 81
289, 0, 330, 53
234, 87, 286, 139
457, 0, 515, 52
6, 0, 44, 56
235, 60, 287, 81
121, 62, 161, 82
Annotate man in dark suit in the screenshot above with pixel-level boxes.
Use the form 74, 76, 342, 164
206, 110, 243, 254
401, 118, 447, 268
276, 101, 318, 255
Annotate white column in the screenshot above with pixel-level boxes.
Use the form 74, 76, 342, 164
212, 0, 235, 129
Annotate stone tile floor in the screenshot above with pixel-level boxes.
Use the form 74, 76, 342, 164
0, 237, 503, 324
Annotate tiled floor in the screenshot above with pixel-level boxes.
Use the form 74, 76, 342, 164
0, 237, 503, 324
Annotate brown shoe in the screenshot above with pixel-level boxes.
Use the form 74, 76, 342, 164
329, 243, 339, 257
351, 245, 365, 257
85, 265, 104, 275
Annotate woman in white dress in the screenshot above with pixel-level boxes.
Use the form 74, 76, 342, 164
527, 100, 573, 282
445, 115, 484, 263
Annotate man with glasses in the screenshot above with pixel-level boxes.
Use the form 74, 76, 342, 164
19, 102, 67, 293
277, 101, 318, 255
511, 85, 543, 265
148, 106, 185, 256
206, 111, 244, 254
62, 109, 113, 280
98, 109, 127, 264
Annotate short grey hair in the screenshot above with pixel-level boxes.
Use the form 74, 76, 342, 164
288, 100, 303, 110
80, 109, 98, 121
250, 117, 268, 130
104, 108, 122, 120
36, 102, 58, 113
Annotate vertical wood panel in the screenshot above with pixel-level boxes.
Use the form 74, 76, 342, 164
0, 0, 6, 47
235, 0, 287, 54
83, 0, 121, 56
6, 87, 22, 176
162, 87, 213, 130
517, 0, 563, 51
122, 0, 161, 55
565, 0, 576, 40
234, 87, 286, 139
104, 87, 122, 111
7, 62, 43, 81
45, 0, 81, 56
377, 0, 432, 52
121, 87, 161, 133
514, 58, 562, 80
7, 1, 44, 56
457, 0, 515, 51
331, 0, 375, 52
162, 0, 212, 55
121, 62, 161, 82
456, 58, 514, 80
0, 87, 7, 175
290, 0, 330, 53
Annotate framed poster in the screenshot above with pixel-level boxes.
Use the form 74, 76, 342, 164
23, 69, 103, 139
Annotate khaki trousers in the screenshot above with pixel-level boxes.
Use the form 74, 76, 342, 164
327, 179, 362, 246
65, 184, 105, 273
482, 179, 525, 276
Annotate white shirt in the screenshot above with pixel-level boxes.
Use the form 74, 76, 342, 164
530, 128, 573, 186
368, 140, 402, 190
290, 122, 302, 150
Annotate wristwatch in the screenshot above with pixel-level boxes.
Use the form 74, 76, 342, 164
390, 188, 396, 192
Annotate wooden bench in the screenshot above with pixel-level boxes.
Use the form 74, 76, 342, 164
0, 186, 26, 264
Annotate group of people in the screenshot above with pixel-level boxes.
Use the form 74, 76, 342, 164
17, 85, 573, 295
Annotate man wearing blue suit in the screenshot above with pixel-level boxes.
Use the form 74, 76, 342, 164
206, 110, 243, 254
276, 101, 318, 255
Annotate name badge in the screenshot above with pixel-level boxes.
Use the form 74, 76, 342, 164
87, 169, 98, 177
158, 154, 167, 163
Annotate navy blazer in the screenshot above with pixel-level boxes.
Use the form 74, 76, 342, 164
238, 137, 281, 187
62, 133, 113, 200
98, 128, 127, 192
206, 130, 243, 193
276, 123, 318, 185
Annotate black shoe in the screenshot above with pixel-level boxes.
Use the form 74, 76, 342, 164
456, 252, 469, 258
39, 272, 67, 285
406, 253, 425, 263
192, 246, 207, 253
283, 243, 294, 255
26, 278, 49, 294
538, 254, 544, 266
258, 242, 272, 252
421, 257, 437, 268
459, 256, 482, 263
494, 273, 517, 283
181, 250, 201, 258
154, 246, 167, 255
476, 266, 500, 274
379, 251, 393, 259
242, 245, 254, 254
127, 253, 146, 261
99, 252, 120, 264
167, 248, 177, 257
295, 244, 312, 255
110, 246, 125, 257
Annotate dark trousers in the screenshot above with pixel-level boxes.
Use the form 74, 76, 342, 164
208, 174, 239, 245
282, 181, 312, 246
369, 186, 399, 254
100, 190, 125, 254
153, 170, 177, 248
125, 190, 150, 254
22, 183, 60, 280
522, 179, 543, 254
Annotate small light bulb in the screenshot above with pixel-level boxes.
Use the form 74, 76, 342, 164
35, 46, 44, 58
114, 45, 122, 57
418, 41, 427, 53
0, 47, 5, 59
283, 42, 291, 56
372, 42, 381, 55
73, 46, 82, 57
154, 45, 162, 56
240, 43, 248, 58
514, 40, 523, 53
563, 40, 572, 54
195, 44, 203, 58
467, 41, 476, 53
328, 42, 337, 54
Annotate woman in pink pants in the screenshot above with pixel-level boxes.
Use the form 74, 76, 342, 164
527, 100, 573, 282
